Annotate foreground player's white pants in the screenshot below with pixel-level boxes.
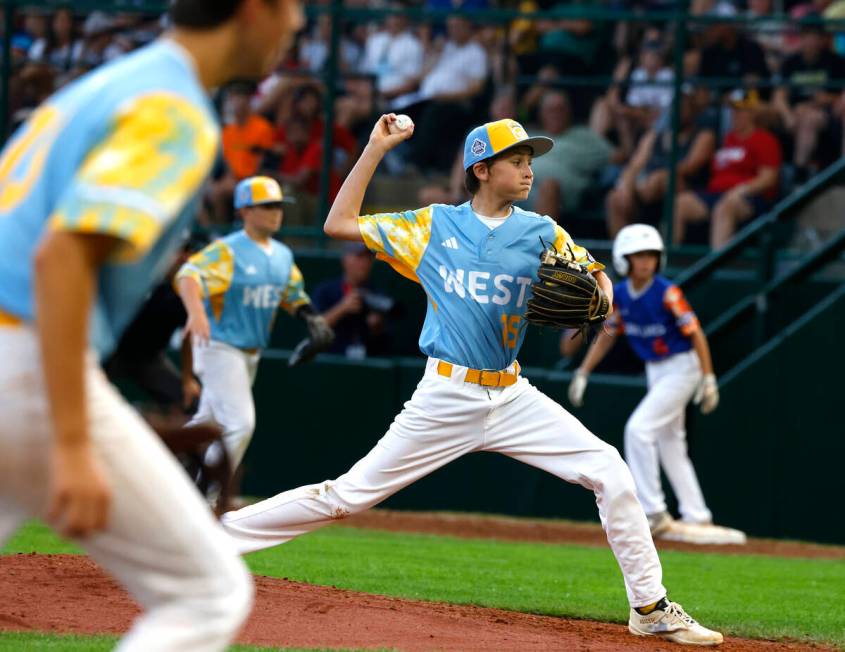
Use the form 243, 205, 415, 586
190, 339, 260, 472
625, 350, 712, 524
0, 326, 253, 652
223, 357, 667, 608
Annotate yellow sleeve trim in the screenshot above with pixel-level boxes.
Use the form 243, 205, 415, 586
280, 264, 311, 314
49, 92, 218, 261
174, 264, 204, 294
49, 207, 161, 262
553, 223, 605, 273
176, 240, 235, 298
358, 206, 433, 282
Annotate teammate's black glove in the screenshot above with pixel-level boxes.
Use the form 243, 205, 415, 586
303, 311, 334, 349
289, 304, 335, 367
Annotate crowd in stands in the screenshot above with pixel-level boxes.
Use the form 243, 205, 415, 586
6, 0, 845, 247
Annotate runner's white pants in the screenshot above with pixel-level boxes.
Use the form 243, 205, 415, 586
189, 340, 260, 472
223, 357, 667, 608
0, 326, 253, 652
625, 349, 712, 523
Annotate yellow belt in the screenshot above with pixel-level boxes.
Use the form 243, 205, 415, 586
437, 360, 520, 387
0, 309, 22, 328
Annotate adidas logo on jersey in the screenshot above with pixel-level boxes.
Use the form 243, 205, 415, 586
441, 237, 459, 250
245, 265, 258, 275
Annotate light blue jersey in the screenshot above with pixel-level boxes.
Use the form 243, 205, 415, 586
176, 230, 309, 350
0, 40, 219, 358
359, 202, 603, 370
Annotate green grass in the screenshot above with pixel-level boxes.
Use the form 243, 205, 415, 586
4, 522, 845, 648
0, 632, 376, 651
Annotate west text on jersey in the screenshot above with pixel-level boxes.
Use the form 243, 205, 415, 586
438, 266, 533, 306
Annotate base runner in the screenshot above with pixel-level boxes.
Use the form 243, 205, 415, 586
569, 223, 746, 546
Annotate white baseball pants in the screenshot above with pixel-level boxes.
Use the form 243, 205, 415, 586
0, 326, 253, 652
624, 349, 712, 524
223, 357, 667, 608
189, 340, 260, 472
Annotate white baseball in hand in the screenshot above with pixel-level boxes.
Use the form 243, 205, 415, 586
389, 114, 414, 134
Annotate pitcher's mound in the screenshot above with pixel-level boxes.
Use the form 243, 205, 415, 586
0, 554, 832, 651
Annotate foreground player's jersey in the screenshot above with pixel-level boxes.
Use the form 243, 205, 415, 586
177, 230, 309, 350
608, 275, 699, 362
359, 202, 602, 370
0, 40, 218, 358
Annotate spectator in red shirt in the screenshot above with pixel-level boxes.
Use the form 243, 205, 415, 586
274, 84, 357, 202
276, 116, 350, 203
674, 89, 782, 249
275, 84, 357, 156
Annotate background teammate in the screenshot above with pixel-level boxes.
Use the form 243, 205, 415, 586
177, 175, 333, 481
0, 1, 303, 650
569, 223, 746, 545
220, 115, 724, 646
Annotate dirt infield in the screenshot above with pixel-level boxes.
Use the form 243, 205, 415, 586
0, 553, 835, 651
339, 509, 845, 560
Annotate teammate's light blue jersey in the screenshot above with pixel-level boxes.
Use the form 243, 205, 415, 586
359, 202, 602, 370
176, 230, 309, 350
0, 40, 219, 358
608, 274, 700, 362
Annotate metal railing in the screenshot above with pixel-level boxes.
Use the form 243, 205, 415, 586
677, 157, 845, 292
706, 228, 845, 361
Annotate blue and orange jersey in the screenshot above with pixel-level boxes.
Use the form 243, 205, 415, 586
176, 230, 309, 350
0, 39, 218, 358
607, 274, 700, 361
358, 202, 602, 370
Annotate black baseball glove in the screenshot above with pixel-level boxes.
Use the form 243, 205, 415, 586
524, 246, 610, 330
289, 304, 335, 367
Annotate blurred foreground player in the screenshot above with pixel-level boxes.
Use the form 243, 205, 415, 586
569, 224, 746, 545
0, 1, 303, 650
221, 115, 724, 646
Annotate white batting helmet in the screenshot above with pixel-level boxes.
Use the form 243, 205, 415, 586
612, 224, 666, 276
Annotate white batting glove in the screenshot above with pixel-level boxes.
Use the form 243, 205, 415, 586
568, 370, 589, 408
693, 373, 719, 414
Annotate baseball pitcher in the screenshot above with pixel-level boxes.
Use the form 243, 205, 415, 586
220, 116, 724, 646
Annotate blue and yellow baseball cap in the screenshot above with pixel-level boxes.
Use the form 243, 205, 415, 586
463, 119, 554, 170
234, 176, 286, 209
